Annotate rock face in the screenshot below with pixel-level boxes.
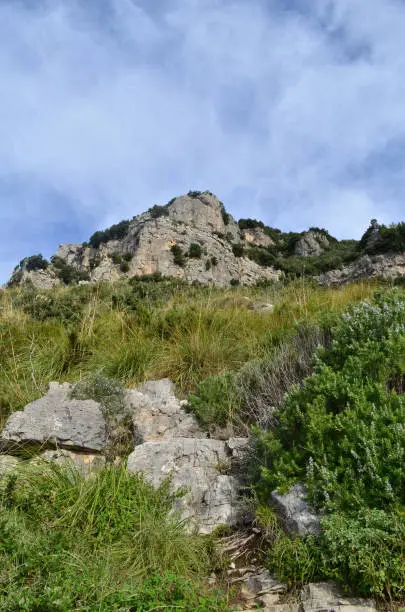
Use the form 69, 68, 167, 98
270, 484, 321, 536
127, 437, 249, 534
0, 383, 107, 452
300, 582, 376, 612
9, 192, 281, 289
125, 378, 204, 442
319, 252, 405, 285
294, 231, 330, 257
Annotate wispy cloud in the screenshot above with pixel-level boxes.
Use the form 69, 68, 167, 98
1, 0, 405, 281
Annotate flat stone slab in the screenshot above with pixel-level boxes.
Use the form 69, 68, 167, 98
0, 383, 107, 452
127, 437, 248, 534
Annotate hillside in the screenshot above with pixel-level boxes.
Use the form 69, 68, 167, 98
8, 190, 405, 290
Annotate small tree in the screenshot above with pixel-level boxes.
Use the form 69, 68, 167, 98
189, 243, 202, 259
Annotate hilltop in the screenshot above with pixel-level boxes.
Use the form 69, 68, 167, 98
8, 191, 405, 289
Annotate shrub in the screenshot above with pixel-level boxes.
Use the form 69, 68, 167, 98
211, 256, 219, 266
149, 204, 170, 219
238, 218, 265, 230
187, 372, 239, 428
171, 244, 186, 267
219, 201, 230, 225
89, 219, 130, 248
20, 254, 49, 272
120, 260, 130, 273
232, 243, 245, 258
187, 190, 202, 198
111, 252, 122, 264
205, 259, 211, 271
122, 252, 133, 262
189, 243, 202, 259
230, 278, 240, 286
247, 246, 275, 267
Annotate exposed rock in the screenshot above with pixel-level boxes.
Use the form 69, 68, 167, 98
240, 569, 287, 601
125, 378, 205, 442
0, 455, 20, 475
11, 192, 281, 289
40, 449, 106, 476
300, 582, 376, 612
8, 268, 60, 290
270, 484, 321, 536
127, 437, 249, 534
248, 301, 274, 312
294, 231, 329, 257
319, 252, 405, 285
0, 383, 107, 453
243, 227, 275, 248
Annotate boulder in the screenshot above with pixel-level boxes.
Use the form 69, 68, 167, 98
300, 582, 376, 612
40, 450, 106, 476
0, 455, 20, 476
270, 484, 320, 536
127, 437, 249, 534
294, 231, 329, 257
126, 379, 205, 442
0, 383, 107, 452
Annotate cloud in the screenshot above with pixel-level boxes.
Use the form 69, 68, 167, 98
0, 0, 405, 281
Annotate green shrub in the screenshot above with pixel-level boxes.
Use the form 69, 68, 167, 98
171, 244, 186, 267
149, 204, 170, 219
19, 254, 49, 272
219, 201, 230, 225
111, 252, 122, 264
120, 260, 130, 273
232, 243, 244, 258
187, 190, 202, 198
230, 278, 240, 286
211, 256, 219, 266
89, 219, 130, 248
238, 218, 265, 230
205, 259, 211, 271
247, 246, 275, 267
187, 372, 239, 428
122, 252, 133, 262
189, 243, 202, 259
51, 256, 90, 285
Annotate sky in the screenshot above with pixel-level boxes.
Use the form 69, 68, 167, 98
1, 0, 405, 283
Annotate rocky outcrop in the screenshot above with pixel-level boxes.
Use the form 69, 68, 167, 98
127, 437, 249, 534
270, 484, 321, 536
319, 252, 405, 285
9, 192, 281, 289
300, 582, 376, 612
243, 227, 274, 248
0, 382, 107, 452
125, 378, 204, 442
294, 231, 330, 257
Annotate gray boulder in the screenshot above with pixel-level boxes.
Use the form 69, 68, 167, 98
270, 484, 321, 536
0, 383, 107, 452
300, 582, 376, 612
126, 378, 204, 442
40, 450, 106, 476
127, 437, 249, 534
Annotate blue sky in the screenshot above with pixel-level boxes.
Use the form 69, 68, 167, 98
1, 0, 405, 283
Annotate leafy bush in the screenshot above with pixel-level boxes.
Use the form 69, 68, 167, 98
205, 259, 211, 271
187, 372, 240, 427
219, 201, 231, 225
253, 291, 405, 598
232, 243, 244, 258
211, 256, 218, 266
111, 252, 122, 264
247, 246, 276, 267
19, 254, 49, 272
149, 204, 170, 219
89, 219, 130, 248
122, 252, 133, 262
171, 244, 186, 267
238, 218, 265, 230
187, 190, 202, 198
51, 256, 90, 285
120, 260, 130, 273
189, 243, 202, 258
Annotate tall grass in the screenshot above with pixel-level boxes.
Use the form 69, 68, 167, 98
0, 278, 377, 421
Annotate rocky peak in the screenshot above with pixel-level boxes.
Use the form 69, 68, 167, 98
294, 230, 330, 257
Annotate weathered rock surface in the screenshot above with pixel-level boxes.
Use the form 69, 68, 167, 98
127, 437, 249, 534
319, 252, 405, 285
270, 484, 321, 536
0, 383, 107, 452
294, 231, 330, 257
9, 192, 281, 289
40, 449, 106, 476
125, 378, 204, 442
300, 582, 376, 612
0, 455, 20, 475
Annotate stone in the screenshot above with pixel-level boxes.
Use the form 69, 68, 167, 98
270, 484, 321, 536
0, 455, 20, 476
318, 252, 405, 286
300, 582, 376, 612
125, 378, 205, 442
248, 301, 274, 312
241, 569, 287, 600
294, 231, 329, 257
0, 383, 107, 452
40, 450, 106, 476
127, 437, 249, 534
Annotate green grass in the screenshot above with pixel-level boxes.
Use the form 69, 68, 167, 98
0, 460, 226, 610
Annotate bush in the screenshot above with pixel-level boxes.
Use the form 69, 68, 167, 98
205, 259, 211, 271
230, 278, 240, 286
20, 254, 49, 272
247, 246, 275, 267
89, 219, 130, 248
171, 244, 186, 267
51, 256, 90, 285
211, 256, 218, 266
189, 243, 202, 258
187, 372, 239, 428
111, 252, 122, 264
219, 201, 230, 225
232, 244, 245, 258
122, 252, 133, 262
238, 218, 265, 230
120, 260, 130, 273
187, 190, 202, 198
253, 291, 405, 598
149, 204, 170, 219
